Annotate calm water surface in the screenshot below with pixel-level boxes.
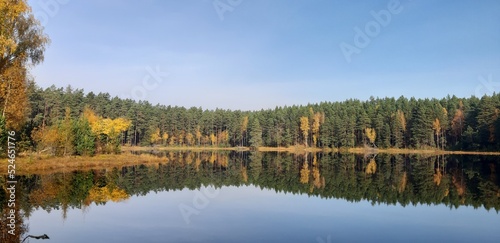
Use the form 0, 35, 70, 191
2, 152, 499, 242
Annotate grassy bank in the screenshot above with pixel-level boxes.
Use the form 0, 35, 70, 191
1, 153, 165, 175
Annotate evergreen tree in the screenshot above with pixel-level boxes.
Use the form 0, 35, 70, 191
249, 118, 262, 149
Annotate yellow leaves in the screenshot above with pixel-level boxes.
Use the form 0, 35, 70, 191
169, 135, 176, 146
195, 126, 202, 144
298, 109, 325, 147
1, 0, 48, 129
209, 153, 217, 164
365, 159, 377, 174
83, 107, 131, 137
185, 132, 194, 146
0, 0, 29, 55
241, 116, 249, 132
210, 133, 217, 146
112, 118, 132, 134
312, 113, 321, 134
300, 116, 309, 146
433, 168, 443, 186
0, 60, 27, 129
217, 130, 229, 145
100, 118, 131, 137
432, 118, 441, 135
365, 128, 376, 145
178, 131, 185, 146
311, 112, 323, 147
312, 167, 324, 189
150, 127, 161, 144
85, 185, 129, 205
300, 155, 323, 188
31, 125, 60, 154
300, 162, 310, 184
83, 107, 99, 126
0, 0, 29, 22
162, 132, 169, 144
217, 153, 228, 167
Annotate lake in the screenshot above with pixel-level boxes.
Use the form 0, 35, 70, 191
1, 152, 499, 242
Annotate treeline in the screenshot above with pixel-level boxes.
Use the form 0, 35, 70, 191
2, 153, 499, 217
4, 84, 500, 155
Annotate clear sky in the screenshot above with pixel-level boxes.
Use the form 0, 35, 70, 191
28, 0, 500, 110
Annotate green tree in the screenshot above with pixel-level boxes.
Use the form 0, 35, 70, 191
410, 102, 433, 148
73, 116, 95, 156
249, 118, 262, 149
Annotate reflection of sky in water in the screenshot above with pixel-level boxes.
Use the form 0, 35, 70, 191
27, 185, 500, 243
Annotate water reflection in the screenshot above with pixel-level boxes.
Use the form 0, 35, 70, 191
1, 152, 500, 242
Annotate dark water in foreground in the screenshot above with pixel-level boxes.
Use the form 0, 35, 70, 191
1, 152, 500, 242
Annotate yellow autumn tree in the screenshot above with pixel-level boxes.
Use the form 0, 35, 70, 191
433, 168, 443, 186
150, 127, 161, 145
365, 159, 377, 174
1, 0, 49, 129
217, 130, 229, 146
31, 123, 60, 155
0, 61, 27, 130
312, 112, 323, 147
365, 128, 376, 147
300, 116, 309, 146
195, 126, 202, 146
31, 107, 75, 156
83, 107, 131, 153
300, 162, 310, 184
185, 132, 194, 146
178, 130, 185, 146
210, 133, 217, 146
85, 185, 129, 205
169, 135, 176, 146
162, 132, 169, 145
432, 118, 441, 149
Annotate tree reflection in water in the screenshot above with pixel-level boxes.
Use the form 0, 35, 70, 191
1, 151, 499, 241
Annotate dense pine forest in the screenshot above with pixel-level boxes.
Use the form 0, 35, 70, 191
2, 83, 499, 156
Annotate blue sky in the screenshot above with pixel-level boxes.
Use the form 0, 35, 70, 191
28, 0, 500, 110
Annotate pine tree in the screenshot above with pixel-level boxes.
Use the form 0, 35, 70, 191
249, 118, 262, 149
410, 102, 433, 148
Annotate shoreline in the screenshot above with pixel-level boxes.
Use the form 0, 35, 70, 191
123, 145, 500, 155
1, 146, 499, 175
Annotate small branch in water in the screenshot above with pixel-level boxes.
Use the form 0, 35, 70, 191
21, 234, 50, 243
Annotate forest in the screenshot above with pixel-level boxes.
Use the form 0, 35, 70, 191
1, 83, 500, 157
